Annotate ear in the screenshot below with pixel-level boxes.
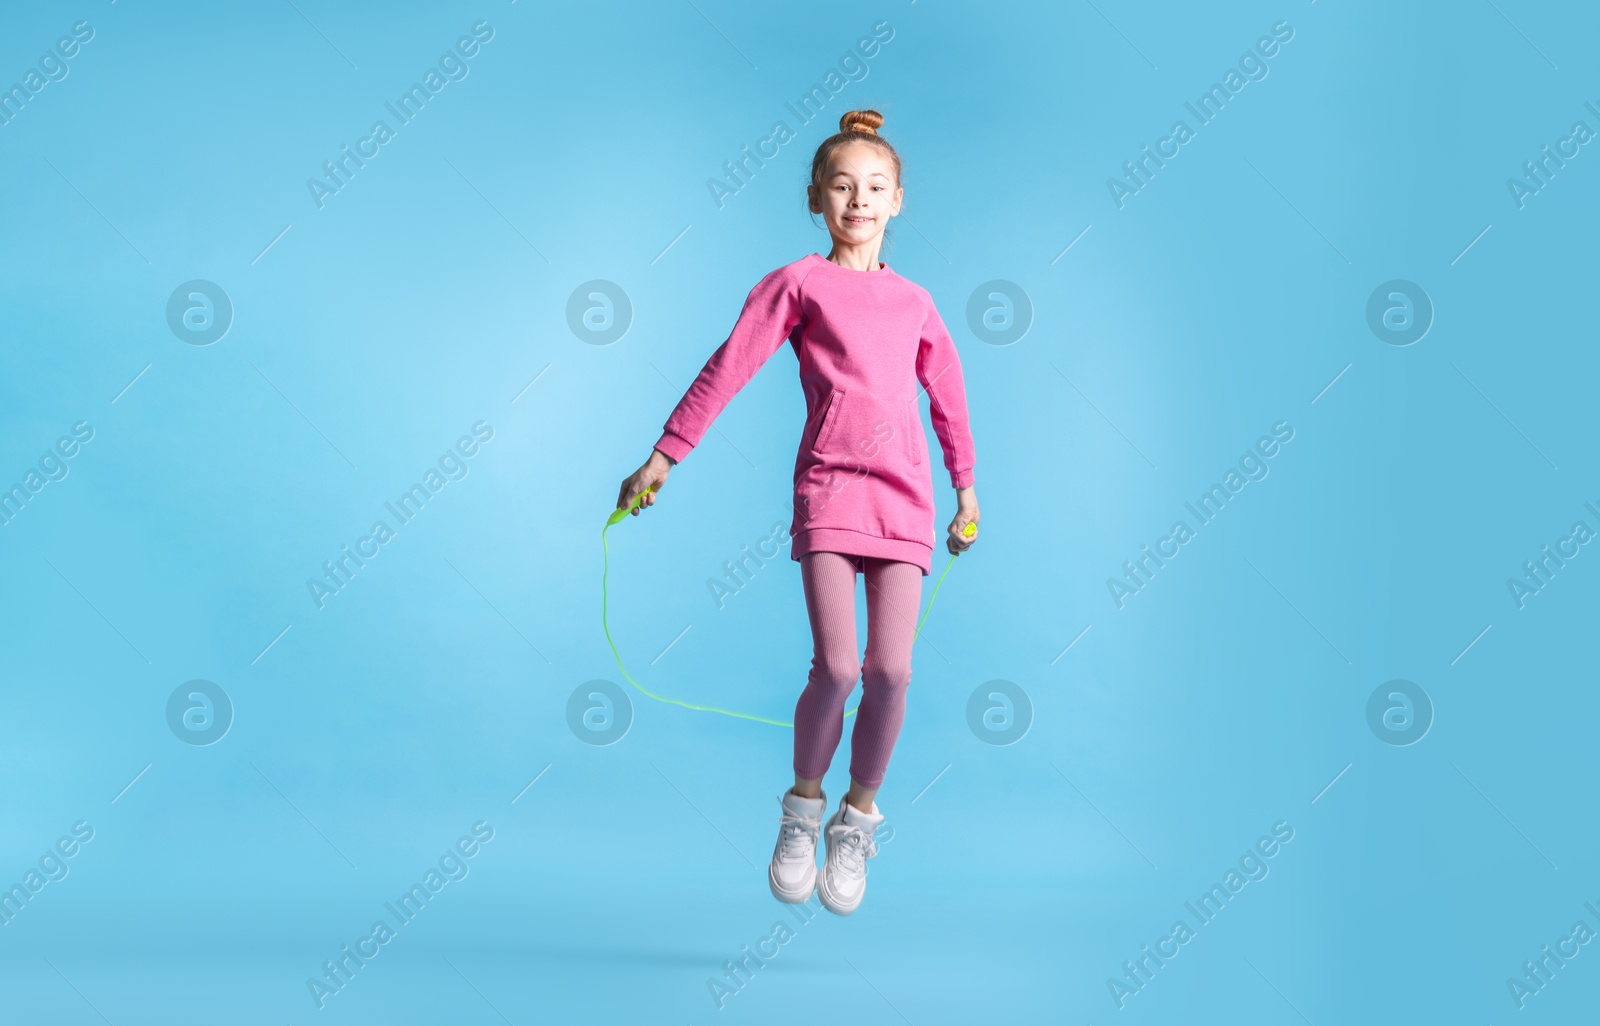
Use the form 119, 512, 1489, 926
807, 183, 821, 213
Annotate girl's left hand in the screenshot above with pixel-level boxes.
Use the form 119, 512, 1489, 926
947, 502, 978, 555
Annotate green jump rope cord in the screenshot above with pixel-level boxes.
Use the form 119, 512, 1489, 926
601, 485, 975, 728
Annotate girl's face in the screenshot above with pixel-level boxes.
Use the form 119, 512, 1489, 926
809, 141, 902, 246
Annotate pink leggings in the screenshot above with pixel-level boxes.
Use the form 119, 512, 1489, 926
792, 551, 923, 791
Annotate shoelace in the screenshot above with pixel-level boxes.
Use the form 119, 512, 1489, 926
777, 807, 821, 861
829, 821, 879, 875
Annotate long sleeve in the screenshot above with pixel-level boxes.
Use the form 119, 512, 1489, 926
653, 266, 805, 465
915, 294, 977, 489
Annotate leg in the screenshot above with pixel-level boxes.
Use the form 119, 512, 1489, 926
791, 551, 862, 797
846, 556, 922, 810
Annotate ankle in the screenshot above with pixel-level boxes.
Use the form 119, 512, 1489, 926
791, 772, 825, 799
844, 783, 879, 815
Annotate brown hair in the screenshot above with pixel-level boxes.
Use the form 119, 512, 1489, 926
807, 109, 902, 217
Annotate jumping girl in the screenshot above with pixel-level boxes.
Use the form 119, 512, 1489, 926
615, 109, 979, 915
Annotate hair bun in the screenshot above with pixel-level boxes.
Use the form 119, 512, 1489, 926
839, 109, 884, 136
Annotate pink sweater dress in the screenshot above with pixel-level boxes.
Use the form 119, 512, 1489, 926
652, 253, 977, 576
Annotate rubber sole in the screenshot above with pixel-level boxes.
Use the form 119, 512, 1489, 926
815, 858, 864, 915
768, 862, 817, 904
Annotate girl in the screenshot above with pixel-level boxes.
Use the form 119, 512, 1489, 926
616, 109, 979, 915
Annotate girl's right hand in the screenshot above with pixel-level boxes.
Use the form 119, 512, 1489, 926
617, 449, 674, 516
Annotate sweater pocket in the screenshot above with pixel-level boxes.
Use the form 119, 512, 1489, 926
812, 388, 845, 455
814, 388, 901, 467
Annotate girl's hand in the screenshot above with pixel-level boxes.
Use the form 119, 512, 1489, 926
618, 449, 674, 516
947, 488, 978, 554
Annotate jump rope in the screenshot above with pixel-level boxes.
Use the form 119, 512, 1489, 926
601, 483, 977, 727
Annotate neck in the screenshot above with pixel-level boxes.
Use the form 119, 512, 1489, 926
825, 237, 883, 272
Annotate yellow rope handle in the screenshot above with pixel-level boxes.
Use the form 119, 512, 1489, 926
601, 486, 974, 728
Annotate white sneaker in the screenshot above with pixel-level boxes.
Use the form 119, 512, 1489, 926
817, 796, 884, 915
768, 789, 825, 903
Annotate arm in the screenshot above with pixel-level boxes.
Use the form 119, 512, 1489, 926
916, 294, 980, 551
652, 265, 806, 464
618, 266, 804, 515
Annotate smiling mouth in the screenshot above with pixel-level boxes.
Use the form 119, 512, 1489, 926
844, 216, 873, 224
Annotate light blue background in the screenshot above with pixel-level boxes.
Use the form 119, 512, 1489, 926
1, 1, 1596, 1022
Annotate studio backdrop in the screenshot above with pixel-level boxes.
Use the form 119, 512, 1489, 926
0, 1, 1595, 1023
